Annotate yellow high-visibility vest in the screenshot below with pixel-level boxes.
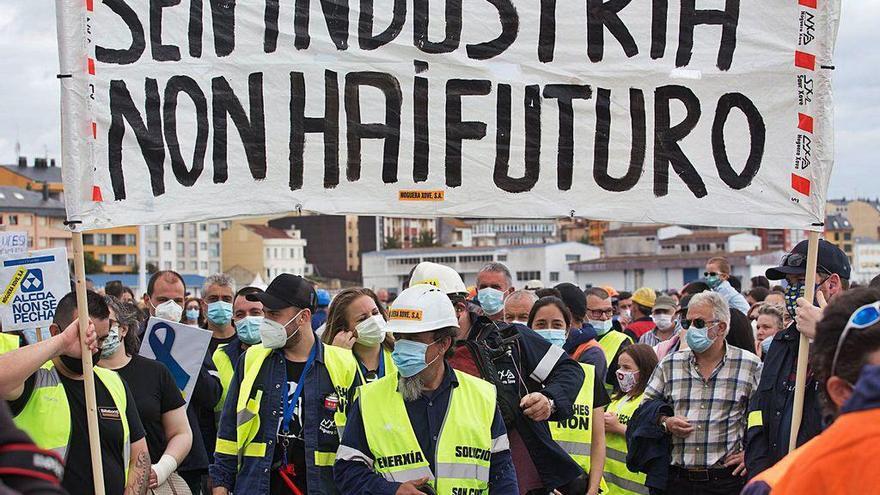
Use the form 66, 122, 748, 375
604, 393, 648, 495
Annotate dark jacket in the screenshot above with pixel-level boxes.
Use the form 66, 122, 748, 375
451, 313, 586, 491
626, 398, 674, 494
564, 324, 608, 382
0, 401, 67, 494
744, 323, 824, 478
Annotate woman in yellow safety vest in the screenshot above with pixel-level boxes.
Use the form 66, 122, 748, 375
322, 288, 396, 385
603, 343, 658, 495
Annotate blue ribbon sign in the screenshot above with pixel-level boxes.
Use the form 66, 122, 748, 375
148, 322, 192, 391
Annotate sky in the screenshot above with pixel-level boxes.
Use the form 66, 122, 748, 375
0, 1, 876, 200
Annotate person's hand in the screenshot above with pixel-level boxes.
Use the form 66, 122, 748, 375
795, 291, 826, 340
723, 451, 747, 476
665, 416, 694, 438
332, 330, 357, 349
59, 318, 97, 358
604, 412, 624, 435
149, 468, 159, 489
618, 314, 632, 327
395, 476, 430, 495
520, 392, 553, 421
212, 487, 230, 495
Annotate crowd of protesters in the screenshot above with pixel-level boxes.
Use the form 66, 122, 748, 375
1, 237, 880, 495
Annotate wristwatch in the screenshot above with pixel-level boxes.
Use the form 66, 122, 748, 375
545, 395, 556, 414
660, 416, 669, 433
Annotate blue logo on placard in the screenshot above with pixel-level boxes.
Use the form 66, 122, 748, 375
21, 269, 44, 293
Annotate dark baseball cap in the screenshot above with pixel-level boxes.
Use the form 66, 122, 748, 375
766, 239, 851, 281
246, 274, 317, 311
554, 283, 586, 320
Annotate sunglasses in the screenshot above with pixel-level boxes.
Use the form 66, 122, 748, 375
704, 271, 720, 277
781, 252, 832, 276
681, 318, 719, 330
830, 302, 880, 377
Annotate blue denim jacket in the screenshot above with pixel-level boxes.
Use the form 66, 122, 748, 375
210, 340, 354, 494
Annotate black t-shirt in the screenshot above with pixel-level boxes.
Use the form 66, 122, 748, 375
8, 369, 146, 495
592, 370, 611, 409
209, 334, 237, 357
115, 355, 186, 462
270, 360, 308, 494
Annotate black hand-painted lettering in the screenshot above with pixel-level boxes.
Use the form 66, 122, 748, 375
188, 0, 203, 57
445, 79, 490, 187
150, 0, 182, 61
108, 79, 165, 199
413, 75, 430, 182
712, 93, 764, 189
543, 84, 591, 190
651, 0, 668, 59
210, 0, 236, 57
413, 0, 462, 54
538, 0, 556, 62
359, 0, 406, 50
466, 0, 518, 60
344, 72, 402, 184
164, 76, 207, 187
587, 0, 638, 63
494, 84, 540, 193
295, 0, 350, 50
289, 71, 340, 189
95, 0, 146, 65
265, 0, 280, 53
677, 0, 739, 70
593, 87, 646, 192
212, 73, 267, 183
653, 85, 705, 197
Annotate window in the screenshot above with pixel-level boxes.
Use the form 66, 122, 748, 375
266, 248, 271, 259
177, 261, 185, 271
163, 225, 172, 231
497, 255, 507, 262
176, 224, 184, 236
550, 272, 559, 282
99, 254, 108, 263
189, 261, 197, 270
94, 233, 107, 246
111, 234, 126, 246
83, 234, 94, 244
274, 248, 279, 258
201, 261, 208, 270
209, 243, 220, 257
565, 254, 581, 262
164, 261, 172, 270
200, 242, 207, 251
634, 269, 645, 288
188, 224, 197, 237
200, 224, 207, 231
163, 241, 172, 250
844, 233, 852, 241
126, 254, 137, 266
515, 271, 540, 281
176, 242, 184, 256
209, 224, 220, 237
112, 254, 127, 266
210, 262, 220, 273
189, 242, 197, 257
290, 248, 296, 258
126, 234, 137, 245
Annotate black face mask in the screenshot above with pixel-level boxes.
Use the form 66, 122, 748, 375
59, 352, 101, 375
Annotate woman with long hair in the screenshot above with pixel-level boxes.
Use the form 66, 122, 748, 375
603, 344, 659, 495
322, 288, 396, 384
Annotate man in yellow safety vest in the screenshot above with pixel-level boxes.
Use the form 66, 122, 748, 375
335, 284, 519, 494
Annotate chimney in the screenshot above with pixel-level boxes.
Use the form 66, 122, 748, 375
34, 158, 47, 169
50, 159, 56, 167
17, 156, 26, 168
42, 182, 49, 202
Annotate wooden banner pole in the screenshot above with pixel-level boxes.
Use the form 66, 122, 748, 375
35, 327, 43, 343
72, 231, 106, 495
788, 230, 820, 453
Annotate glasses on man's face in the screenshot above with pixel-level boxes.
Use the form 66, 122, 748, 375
831, 302, 880, 377
681, 318, 719, 330
704, 271, 719, 277
587, 308, 614, 318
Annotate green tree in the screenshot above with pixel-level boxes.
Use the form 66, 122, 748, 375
84, 252, 104, 274
383, 236, 401, 249
414, 231, 437, 248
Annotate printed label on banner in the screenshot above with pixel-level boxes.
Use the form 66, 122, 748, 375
0, 232, 27, 257
398, 190, 445, 202
0, 267, 28, 305
99, 407, 121, 421
388, 309, 424, 321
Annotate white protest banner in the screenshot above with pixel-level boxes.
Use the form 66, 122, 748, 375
56, 0, 840, 231
0, 232, 28, 257
0, 248, 70, 332
139, 317, 212, 405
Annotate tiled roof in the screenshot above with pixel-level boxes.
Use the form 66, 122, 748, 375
1, 165, 63, 184
0, 186, 66, 217
244, 224, 293, 239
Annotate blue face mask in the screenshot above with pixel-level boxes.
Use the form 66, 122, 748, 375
536, 329, 567, 348
686, 324, 717, 353
207, 301, 233, 325
391, 338, 441, 378
235, 316, 264, 345
705, 275, 722, 290
185, 309, 200, 321
761, 336, 773, 354
477, 288, 505, 316
589, 319, 613, 336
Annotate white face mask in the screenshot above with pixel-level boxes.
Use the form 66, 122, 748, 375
616, 370, 639, 393
652, 314, 674, 330
355, 315, 387, 346
259, 310, 304, 349
590, 319, 613, 335
153, 299, 183, 322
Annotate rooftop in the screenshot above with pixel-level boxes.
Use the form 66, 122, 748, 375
244, 224, 295, 239
825, 214, 852, 230
604, 224, 669, 237
0, 186, 66, 217
1, 164, 63, 184
365, 242, 594, 257
660, 230, 750, 243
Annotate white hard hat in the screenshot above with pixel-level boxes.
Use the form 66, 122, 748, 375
525, 279, 544, 290
409, 262, 468, 296
387, 284, 459, 334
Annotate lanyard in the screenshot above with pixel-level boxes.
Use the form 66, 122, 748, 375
280, 342, 317, 465
357, 349, 385, 384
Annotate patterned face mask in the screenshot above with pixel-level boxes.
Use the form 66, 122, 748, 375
783, 283, 805, 320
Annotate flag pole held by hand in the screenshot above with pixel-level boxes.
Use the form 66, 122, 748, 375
789, 231, 820, 453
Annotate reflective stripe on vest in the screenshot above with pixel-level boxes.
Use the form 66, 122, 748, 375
225, 343, 357, 470
748, 410, 763, 429
604, 394, 648, 495
360, 369, 495, 494
550, 363, 595, 471
13, 362, 131, 479
213, 345, 235, 413
0, 333, 19, 355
